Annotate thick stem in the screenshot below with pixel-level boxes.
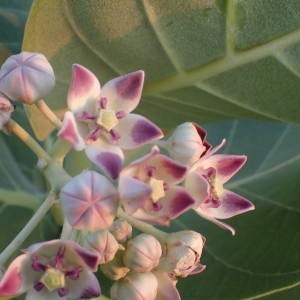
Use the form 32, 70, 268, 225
6, 119, 51, 164
117, 208, 168, 242
60, 219, 72, 241
0, 190, 56, 266
35, 99, 62, 129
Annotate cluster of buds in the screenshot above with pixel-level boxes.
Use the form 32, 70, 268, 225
0, 52, 255, 299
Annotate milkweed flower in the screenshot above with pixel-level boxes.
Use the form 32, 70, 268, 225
0, 240, 100, 299
58, 65, 163, 179
0, 52, 55, 104
119, 146, 195, 225
60, 170, 118, 231
185, 140, 255, 235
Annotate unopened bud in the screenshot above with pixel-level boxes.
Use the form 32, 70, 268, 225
123, 234, 162, 272
0, 52, 55, 104
0, 96, 14, 129
111, 272, 158, 300
109, 218, 132, 242
101, 251, 130, 281
160, 230, 205, 277
82, 230, 119, 264
165, 122, 208, 165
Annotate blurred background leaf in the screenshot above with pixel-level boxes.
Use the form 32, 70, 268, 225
0, 0, 33, 64
23, 0, 300, 139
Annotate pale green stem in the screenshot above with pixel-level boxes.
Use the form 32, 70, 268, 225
6, 119, 51, 164
60, 219, 73, 241
50, 138, 72, 164
35, 99, 62, 129
0, 189, 41, 210
0, 190, 56, 266
117, 208, 168, 243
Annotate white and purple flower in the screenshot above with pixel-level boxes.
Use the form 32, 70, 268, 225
185, 140, 255, 235
58, 65, 163, 179
119, 146, 195, 225
0, 240, 100, 299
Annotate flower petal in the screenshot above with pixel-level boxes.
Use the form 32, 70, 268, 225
193, 209, 236, 235
0, 254, 28, 296
132, 187, 195, 225
115, 113, 163, 149
199, 154, 247, 183
184, 170, 210, 206
85, 140, 124, 179
57, 111, 86, 151
119, 175, 152, 214
67, 64, 100, 113
153, 271, 181, 300
202, 189, 255, 219
101, 71, 144, 113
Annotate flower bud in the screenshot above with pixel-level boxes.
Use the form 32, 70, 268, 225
109, 218, 132, 242
165, 122, 208, 166
110, 272, 158, 300
0, 52, 55, 104
160, 230, 205, 277
123, 234, 162, 272
101, 251, 130, 281
82, 230, 119, 264
0, 96, 14, 129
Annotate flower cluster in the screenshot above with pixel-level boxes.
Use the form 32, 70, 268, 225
0, 52, 255, 300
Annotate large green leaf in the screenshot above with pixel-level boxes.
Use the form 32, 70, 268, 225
171, 119, 300, 300
0, 0, 33, 63
22, 0, 300, 139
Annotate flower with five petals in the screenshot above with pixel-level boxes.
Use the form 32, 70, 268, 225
58, 65, 163, 179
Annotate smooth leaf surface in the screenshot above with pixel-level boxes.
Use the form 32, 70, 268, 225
172, 119, 300, 300
0, 0, 33, 64
23, 0, 300, 139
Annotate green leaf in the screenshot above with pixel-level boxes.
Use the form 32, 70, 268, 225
23, 0, 300, 138
0, 0, 33, 63
173, 120, 300, 300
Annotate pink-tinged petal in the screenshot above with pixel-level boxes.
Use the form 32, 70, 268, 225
101, 71, 144, 113
0, 254, 28, 296
85, 140, 124, 179
153, 271, 181, 300
67, 64, 100, 113
189, 264, 206, 275
119, 175, 152, 213
197, 139, 226, 164
193, 123, 211, 156
60, 171, 118, 231
193, 208, 236, 235
199, 154, 247, 183
67, 241, 99, 271
132, 187, 195, 226
163, 186, 195, 220
116, 113, 163, 149
184, 171, 210, 206
57, 111, 86, 151
203, 189, 255, 219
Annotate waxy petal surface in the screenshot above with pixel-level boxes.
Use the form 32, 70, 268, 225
119, 175, 152, 214
67, 64, 100, 113
85, 140, 124, 179
116, 113, 163, 149
101, 71, 144, 113
58, 111, 86, 151
197, 154, 247, 183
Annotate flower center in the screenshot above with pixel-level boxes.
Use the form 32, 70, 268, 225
149, 177, 165, 203
96, 109, 119, 131
40, 267, 65, 292
210, 176, 224, 200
